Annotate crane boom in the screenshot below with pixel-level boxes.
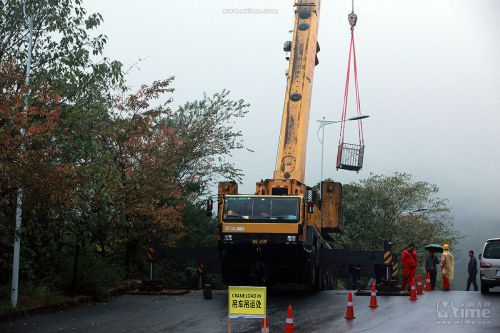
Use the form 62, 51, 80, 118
209, 0, 383, 290
214, 0, 343, 289
274, 0, 321, 183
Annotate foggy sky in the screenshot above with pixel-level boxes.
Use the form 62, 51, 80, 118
85, 0, 499, 287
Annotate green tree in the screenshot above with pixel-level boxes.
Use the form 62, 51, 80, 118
0, 63, 64, 284
108, 79, 248, 272
332, 172, 462, 255
0, 0, 122, 87
0, 0, 249, 298
0, 0, 123, 292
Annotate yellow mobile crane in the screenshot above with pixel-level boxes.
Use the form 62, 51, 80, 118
214, 0, 342, 288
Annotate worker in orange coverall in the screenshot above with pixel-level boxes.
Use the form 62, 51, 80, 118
401, 242, 418, 291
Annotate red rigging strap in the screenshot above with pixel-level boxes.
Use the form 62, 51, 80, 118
339, 11, 364, 146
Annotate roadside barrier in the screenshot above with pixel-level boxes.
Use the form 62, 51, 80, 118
285, 305, 294, 333
417, 275, 423, 295
261, 317, 269, 333
368, 282, 378, 308
425, 273, 432, 291
344, 291, 356, 319
409, 279, 418, 301
203, 284, 212, 300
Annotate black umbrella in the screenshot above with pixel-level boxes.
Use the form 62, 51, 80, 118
424, 244, 444, 253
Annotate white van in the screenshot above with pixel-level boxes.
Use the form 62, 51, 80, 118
480, 238, 500, 294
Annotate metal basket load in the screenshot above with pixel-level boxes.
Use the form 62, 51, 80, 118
336, 143, 364, 171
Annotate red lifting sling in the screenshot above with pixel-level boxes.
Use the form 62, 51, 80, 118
337, 9, 365, 172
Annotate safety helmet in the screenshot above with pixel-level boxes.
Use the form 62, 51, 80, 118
443, 244, 449, 250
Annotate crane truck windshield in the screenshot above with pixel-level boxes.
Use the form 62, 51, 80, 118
223, 197, 300, 222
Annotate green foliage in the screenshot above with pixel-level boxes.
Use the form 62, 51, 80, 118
333, 172, 462, 256
0, 0, 122, 89
173, 89, 250, 186
0, 0, 249, 303
178, 203, 217, 247
74, 253, 123, 301
155, 261, 199, 289
0, 284, 65, 313
32, 285, 52, 304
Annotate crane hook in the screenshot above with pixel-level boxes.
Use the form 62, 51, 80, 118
348, 0, 357, 31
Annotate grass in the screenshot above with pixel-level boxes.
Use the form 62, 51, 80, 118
0, 285, 68, 314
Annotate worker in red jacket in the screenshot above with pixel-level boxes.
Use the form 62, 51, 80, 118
401, 242, 418, 291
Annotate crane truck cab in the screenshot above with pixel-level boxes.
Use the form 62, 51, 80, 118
216, 179, 341, 287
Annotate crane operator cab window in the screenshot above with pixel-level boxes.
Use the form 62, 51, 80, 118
223, 197, 300, 222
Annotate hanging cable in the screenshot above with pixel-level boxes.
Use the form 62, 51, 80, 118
337, 2, 365, 171
338, 5, 364, 147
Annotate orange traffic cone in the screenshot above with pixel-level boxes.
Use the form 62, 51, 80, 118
425, 272, 432, 291
344, 291, 356, 319
417, 275, 423, 295
409, 278, 418, 301
261, 317, 269, 333
285, 305, 294, 333
368, 282, 378, 308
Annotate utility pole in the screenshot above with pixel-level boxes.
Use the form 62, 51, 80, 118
11, 1, 34, 308
320, 117, 326, 194
316, 115, 369, 197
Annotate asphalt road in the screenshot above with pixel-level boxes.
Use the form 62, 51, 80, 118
2, 289, 499, 333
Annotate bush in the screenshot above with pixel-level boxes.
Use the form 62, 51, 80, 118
0, 284, 66, 313
154, 261, 198, 289
76, 254, 123, 300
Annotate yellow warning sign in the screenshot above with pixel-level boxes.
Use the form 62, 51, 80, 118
228, 286, 266, 318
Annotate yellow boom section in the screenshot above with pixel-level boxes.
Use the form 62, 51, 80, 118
273, 0, 321, 183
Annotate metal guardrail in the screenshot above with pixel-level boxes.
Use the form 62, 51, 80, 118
318, 249, 384, 266
154, 247, 221, 273
152, 247, 385, 277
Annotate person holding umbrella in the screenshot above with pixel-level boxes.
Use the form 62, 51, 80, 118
440, 244, 455, 291
424, 246, 441, 290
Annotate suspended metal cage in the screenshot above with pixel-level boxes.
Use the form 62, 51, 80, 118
336, 143, 364, 172
335, 9, 366, 173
